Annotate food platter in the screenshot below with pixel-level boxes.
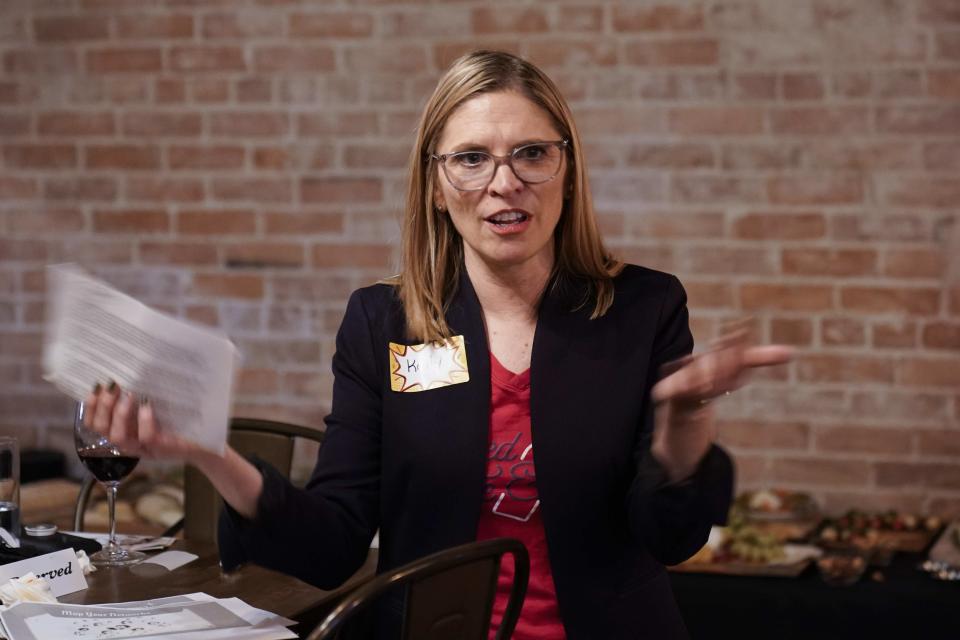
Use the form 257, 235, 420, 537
671, 544, 821, 578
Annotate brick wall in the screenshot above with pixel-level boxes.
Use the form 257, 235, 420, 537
1, 0, 958, 513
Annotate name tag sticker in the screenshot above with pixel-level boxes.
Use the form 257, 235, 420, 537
0, 548, 88, 597
389, 336, 469, 392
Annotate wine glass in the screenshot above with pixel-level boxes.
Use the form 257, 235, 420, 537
74, 401, 146, 567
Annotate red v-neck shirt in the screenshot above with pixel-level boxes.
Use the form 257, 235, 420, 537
476, 352, 566, 639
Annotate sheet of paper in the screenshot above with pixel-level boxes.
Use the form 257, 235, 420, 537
0, 593, 296, 640
0, 549, 88, 598
42, 264, 239, 453
142, 550, 197, 571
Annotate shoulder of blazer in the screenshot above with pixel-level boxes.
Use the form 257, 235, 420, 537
610, 263, 685, 316
347, 281, 405, 337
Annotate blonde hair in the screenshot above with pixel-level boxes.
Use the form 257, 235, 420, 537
394, 50, 622, 342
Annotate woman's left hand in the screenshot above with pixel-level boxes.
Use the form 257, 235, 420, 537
649, 324, 794, 482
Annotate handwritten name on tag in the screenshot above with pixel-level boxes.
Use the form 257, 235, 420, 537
389, 336, 469, 392
0, 549, 88, 597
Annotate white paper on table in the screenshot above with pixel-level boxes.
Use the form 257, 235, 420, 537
62, 532, 178, 552
142, 550, 198, 571
42, 264, 240, 454
0, 549, 88, 598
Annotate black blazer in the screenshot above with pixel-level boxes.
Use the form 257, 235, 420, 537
220, 264, 733, 639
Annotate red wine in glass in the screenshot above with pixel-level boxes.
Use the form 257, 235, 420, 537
78, 449, 140, 484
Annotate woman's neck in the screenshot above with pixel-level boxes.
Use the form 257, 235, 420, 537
464, 250, 553, 322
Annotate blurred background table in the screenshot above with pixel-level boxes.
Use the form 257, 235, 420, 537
670, 549, 960, 638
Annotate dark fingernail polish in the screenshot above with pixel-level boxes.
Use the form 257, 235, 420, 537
139, 395, 149, 407
92, 382, 102, 394
107, 379, 117, 392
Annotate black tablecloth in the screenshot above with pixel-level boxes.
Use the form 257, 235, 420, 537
670, 551, 960, 638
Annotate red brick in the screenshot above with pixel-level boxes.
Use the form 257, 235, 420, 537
116, 14, 193, 39
952, 287, 960, 316
682, 280, 733, 308
841, 287, 940, 315
224, 243, 304, 268
6, 208, 83, 234
236, 78, 273, 103
344, 44, 427, 74
210, 112, 289, 137
771, 318, 814, 346
876, 105, 960, 134
797, 354, 895, 384
873, 321, 917, 349
626, 143, 714, 169
923, 142, 960, 170
122, 113, 202, 137
177, 209, 256, 235
613, 5, 703, 31
4, 49, 78, 74
772, 458, 871, 487
917, 430, 960, 457
191, 78, 229, 103
923, 322, 960, 350
44, 177, 116, 201
881, 176, 960, 208
168, 146, 245, 170
685, 247, 775, 275
253, 46, 335, 72
669, 107, 763, 134
576, 107, 665, 135
38, 111, 114, 136
935, 31, 960, 60
86, 48, 163, 73
782, 248, 877, 277
770, 107, 869, 135
202, 12, 284, 38
126, 177, 204, 202
733, 213, 826, 240
815, 426, 913, 455
3, 144, 77, 169
170, 46, 246, 72
192, 274, 264, 300
472, 7, 548, 33
264, 212, 344, 235
86, 145, 160, 170
632, 211, 725, 238
885, 248, 945, 279
236, 368, 280, 395
297, 112, 378, 137
717, 420, 808, 450
313, 244, 394, 270
93, 209, 169, 233
782, 72, 824, 100
343, 143, 409, 170
140, 242, 218, 266
740, 284, 833, 311
557, 6, 604, 32
917, 0, 960, 24
0, 239, 47, 262
301, 177, 382, 204
526, 41, 618, 68
0, 113, 28, 137
625, 39, 719, 66
768, 176, 863, 205
672, 176, 766, 203
34, 16, 108, 42
876, 462, 960, 490
899, 358, 958, 387
155, 79, 186, 103
875, 69, 923, 98
289, 12, 374, 38
212, 178, 293, 203
800, 141, 918, 171
831, 71, 872, 98
821, 317, 865, 346
731, 73, 777, 100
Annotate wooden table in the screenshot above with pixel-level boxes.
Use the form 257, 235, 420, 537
59, 541, 378, 635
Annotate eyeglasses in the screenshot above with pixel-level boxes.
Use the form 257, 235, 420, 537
431, 140, 569, 192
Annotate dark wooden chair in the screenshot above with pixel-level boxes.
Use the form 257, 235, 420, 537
306, 537, 529, 640
73, 417, 325, 541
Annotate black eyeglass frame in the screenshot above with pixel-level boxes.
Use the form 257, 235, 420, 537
430, 139, 570, 192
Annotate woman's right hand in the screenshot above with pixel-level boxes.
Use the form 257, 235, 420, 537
85, 382, 208, 464
84, 381, 265, 520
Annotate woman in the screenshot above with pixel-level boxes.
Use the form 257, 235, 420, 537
87, 51, 792, 638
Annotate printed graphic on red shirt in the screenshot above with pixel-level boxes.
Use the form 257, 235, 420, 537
485, 432, 540, 522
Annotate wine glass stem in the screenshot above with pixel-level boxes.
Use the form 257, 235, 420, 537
106, 483, 119, 552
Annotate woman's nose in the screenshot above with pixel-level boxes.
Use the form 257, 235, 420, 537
487, 159, 524, 195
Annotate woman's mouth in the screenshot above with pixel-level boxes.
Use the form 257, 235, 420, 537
484, 210, 531, 234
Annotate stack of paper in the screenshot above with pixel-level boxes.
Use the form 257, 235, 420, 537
0, 593, 296, 640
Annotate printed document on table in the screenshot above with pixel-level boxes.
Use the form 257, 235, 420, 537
42, 264, 239, 454
0, 593, 296, 640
